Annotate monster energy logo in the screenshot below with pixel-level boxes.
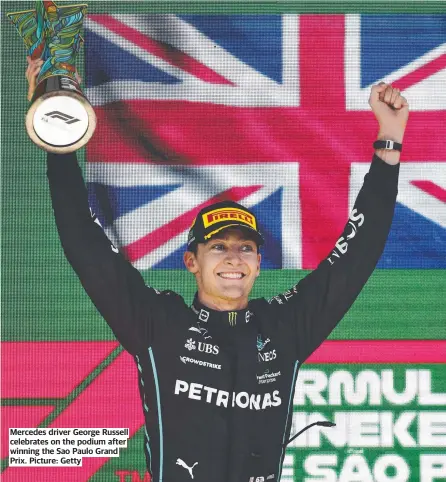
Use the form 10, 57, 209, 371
45, 111, 80, 124
228, 312, 237, 326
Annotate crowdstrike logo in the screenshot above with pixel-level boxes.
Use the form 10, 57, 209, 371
174, 379, 281, 410
179, 356, 221, 370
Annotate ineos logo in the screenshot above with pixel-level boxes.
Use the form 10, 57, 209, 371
327, 209, 365, 265
45, 111, 80, 124
258, 349, 276, 363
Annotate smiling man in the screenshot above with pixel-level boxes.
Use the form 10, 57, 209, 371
184, 205, 263, 310
26, 56, 409, 482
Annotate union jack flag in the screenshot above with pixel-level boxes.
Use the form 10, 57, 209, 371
84, 14, 446, 269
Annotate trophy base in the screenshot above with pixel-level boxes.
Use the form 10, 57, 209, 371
26, 76, 97, 154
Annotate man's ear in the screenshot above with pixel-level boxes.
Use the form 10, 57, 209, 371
184, 251, 198, 274
256, 253, 261, 277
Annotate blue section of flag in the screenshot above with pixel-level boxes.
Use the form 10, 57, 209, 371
378, 203, 446, 268
85, 30, 181, 88
179, 15, 283, 83
87, 183, 180, 227
360, 14, 446, 87
152, 242, 187, 269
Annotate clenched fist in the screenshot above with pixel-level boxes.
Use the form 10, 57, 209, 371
369, 82, 409, 144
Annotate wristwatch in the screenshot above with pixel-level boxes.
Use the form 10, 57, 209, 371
373, 140, 402, 152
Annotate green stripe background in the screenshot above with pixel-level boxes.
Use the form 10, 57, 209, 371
3, 269, 446, 341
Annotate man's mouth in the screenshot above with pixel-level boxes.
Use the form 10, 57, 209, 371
217, 272, 245, 279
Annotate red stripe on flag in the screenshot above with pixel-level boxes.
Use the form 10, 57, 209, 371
124, 185, 263, 262
307, 340, 446, 364
88, 103, 446, 165
299, 15, 350, 268
92, 15, 234, 85
299, 15, 345, 110
411, 180, 446, 203
393, 54, 446, 92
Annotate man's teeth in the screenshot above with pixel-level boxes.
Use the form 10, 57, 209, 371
219, 273, 244, 279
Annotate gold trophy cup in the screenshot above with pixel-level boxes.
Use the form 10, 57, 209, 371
8, 1, 96, 153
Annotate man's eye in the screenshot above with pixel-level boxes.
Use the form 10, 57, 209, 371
241, 245, 254, 252
211, 244, 225, 251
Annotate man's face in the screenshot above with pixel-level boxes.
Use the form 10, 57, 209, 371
183, 228, 261, 310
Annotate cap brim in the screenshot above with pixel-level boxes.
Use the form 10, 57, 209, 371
204, 223, 264, 246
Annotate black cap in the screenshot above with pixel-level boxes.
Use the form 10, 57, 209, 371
187, 201, 264, 250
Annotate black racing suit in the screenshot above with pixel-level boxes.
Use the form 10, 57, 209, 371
47, 152, 399, 482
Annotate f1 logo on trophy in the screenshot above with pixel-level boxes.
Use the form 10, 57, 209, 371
8, 0, 96, 153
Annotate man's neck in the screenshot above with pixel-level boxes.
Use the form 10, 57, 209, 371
197, 292, 248, 311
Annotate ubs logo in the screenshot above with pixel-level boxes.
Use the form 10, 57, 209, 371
198, 342, 219, 355
184, 339, 219, 355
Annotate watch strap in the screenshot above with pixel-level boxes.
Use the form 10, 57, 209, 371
373, 139, 403, 152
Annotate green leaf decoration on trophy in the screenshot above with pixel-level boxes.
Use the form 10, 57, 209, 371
7, 1, 96, 153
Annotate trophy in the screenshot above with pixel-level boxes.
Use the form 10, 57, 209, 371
7, 1, 96, 153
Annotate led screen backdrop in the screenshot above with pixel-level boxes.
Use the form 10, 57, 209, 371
2, 2, 446, 481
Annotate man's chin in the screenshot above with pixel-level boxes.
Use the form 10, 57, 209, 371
216, 286, 248, 301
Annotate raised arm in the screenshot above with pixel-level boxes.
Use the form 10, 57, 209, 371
270, 83, 409, 361
26, 57, 163, 355
47, 151, 156, 355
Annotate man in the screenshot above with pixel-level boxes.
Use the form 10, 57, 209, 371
27, 57, 408, 482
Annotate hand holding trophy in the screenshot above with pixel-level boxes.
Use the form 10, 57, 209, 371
8, 0, 96, 153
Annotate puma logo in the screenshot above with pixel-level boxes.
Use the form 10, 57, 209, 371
176, 458, 198, 479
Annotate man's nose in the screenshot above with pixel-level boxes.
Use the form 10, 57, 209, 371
224, 246, 242, 264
